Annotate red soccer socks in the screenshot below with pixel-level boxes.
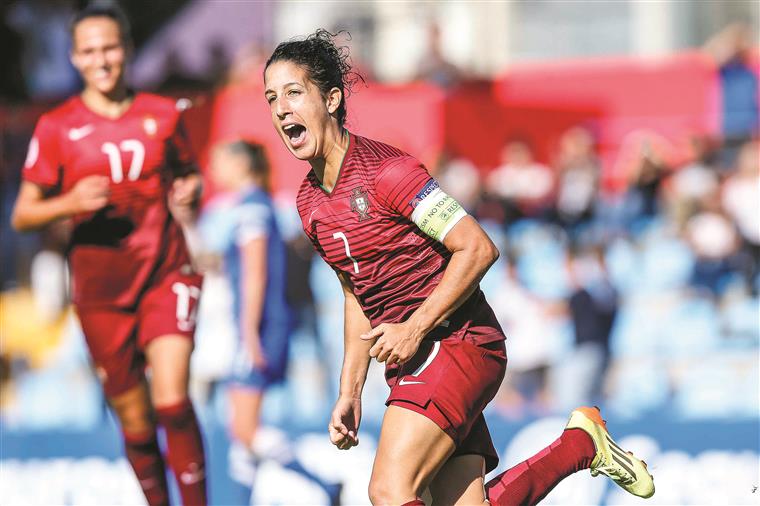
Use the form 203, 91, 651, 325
155, 399, 208, 506
486, 428, 595, 506
123, 429, 170, 506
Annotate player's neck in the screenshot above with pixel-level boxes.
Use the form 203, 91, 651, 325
80, 86, 134, 120
310, 128, 349, 192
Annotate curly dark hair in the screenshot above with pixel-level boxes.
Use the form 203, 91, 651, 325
265, 29, 365, 128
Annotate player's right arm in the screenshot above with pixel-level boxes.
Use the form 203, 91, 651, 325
11, 114, 109, 232
329, 271, 373, 450
11, 176, 109, 232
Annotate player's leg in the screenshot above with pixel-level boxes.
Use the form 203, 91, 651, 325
369, 404, 456, 505
146, 334, 207, 506
484, 422, 596, 506
228, 324, 342, 505
428, 412, 500, 505
226, 385, 264, 502
109, 382, 170, 506
428, 454, 488, 505
77, 307, 170, 505
140, 268, 207, 505
484, 407, 654, 504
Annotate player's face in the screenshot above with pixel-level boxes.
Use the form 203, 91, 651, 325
210, 147, 245, 191
70, 17, 128, 96
264, 60, 340, 161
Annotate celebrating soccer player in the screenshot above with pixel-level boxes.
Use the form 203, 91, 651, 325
263, 30, 655, 505
11, 5, 207, 505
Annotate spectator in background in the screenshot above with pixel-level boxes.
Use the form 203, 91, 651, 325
486, 138, 555, 223
703, 23, 759, 143
435, 151, 481, 212
617, 133, 670, 228
414, 22, 464, 89
552, 126, 600, 231
665, 134, 720, 228
490, 254, 563, 418
685, 190, 741, 296
720, 139, 759, 291
204, 140, 341, 506
556, 245, 618, 411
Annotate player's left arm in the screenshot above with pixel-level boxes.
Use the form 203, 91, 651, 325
166, 113, 202, 226
363, 217, 498, 364
362, 158, 499, 365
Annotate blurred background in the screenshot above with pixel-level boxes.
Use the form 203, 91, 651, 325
1, 1, 758, 504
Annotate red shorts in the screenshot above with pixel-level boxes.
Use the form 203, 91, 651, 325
76, 268, 202, 397
385, 336, 507, 473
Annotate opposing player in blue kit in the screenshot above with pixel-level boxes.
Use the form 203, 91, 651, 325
205, 140, 342, 505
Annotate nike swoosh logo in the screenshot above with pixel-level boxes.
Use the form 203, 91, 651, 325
179, 463, 205, 484
398, 378, 425, 386
68, 124, 94, 141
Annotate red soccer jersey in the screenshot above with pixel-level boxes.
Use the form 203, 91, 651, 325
22, 93, 197, 309
296, 133, 503, 343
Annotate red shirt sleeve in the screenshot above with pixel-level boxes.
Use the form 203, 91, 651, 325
374, 156, 435, 219
22, 113, 62, 189
166, 113, 199, 177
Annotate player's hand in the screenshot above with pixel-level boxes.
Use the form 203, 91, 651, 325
328, 396, 361, 450
245, 333, 268, 370
168, 174, 201, 225
361, 322, 423, 365
67, 175, 109, 213
169, 174, 202, 207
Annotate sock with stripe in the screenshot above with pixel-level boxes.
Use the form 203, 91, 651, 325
485, 428, 596, 506
155, 399, 208, 506
122, 429, 170, 506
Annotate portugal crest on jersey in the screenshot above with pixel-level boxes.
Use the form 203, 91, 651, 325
350, 187, 371, 222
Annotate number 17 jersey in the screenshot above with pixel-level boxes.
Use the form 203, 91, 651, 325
296, 133, 503, 343
22, 93, 197, 309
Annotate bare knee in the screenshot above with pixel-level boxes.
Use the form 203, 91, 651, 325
110, 391, 155, 434
368, 473, 417, 506
151, 385, 188, 409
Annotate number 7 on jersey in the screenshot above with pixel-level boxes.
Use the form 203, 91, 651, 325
332, 232, 359, 274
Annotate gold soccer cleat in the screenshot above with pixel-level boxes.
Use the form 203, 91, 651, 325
566, 406, 655, 499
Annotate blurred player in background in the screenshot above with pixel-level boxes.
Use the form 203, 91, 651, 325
10, 5, 207, 505
205, 140, 342, 505
264, 30, 655, 505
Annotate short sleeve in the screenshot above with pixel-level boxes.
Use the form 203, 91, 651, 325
235, 202, 271, 246
166, 113, 199, 177
22, 114, 62, 189
374, 156, 435, 218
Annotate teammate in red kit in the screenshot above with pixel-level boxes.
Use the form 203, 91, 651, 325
11, 6, 207, 505
264, 30, 655, 505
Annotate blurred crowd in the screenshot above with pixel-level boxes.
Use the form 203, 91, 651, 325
0, 10, 757, 434
2, 127, 757, 433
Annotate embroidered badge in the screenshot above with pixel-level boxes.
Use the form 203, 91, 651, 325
350, 187, 372, 222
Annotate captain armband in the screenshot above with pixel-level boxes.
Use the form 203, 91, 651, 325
410, 183, 468, 242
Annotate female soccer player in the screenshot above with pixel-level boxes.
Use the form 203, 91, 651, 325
11, 6, 206, 505
205, 140, 341, 505
263, 30, 654, 505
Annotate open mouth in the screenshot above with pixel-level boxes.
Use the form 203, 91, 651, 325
283, 124, 307, 148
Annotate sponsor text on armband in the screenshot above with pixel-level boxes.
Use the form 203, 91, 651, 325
410, 180, 468, 242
